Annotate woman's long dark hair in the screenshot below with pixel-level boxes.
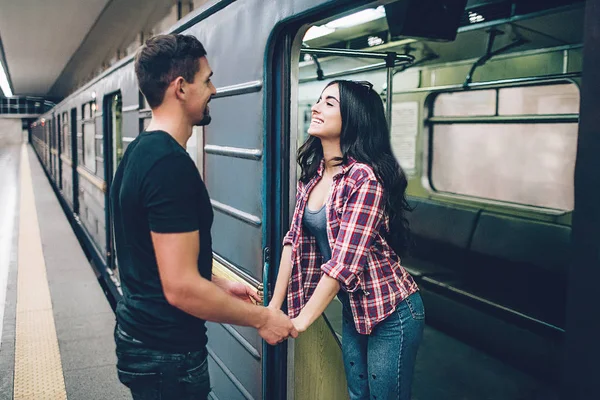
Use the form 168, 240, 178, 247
297, 80, 412, 256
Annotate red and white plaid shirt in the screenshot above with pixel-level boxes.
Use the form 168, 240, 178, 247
283, 157, 419, 335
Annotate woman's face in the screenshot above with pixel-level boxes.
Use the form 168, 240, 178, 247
308, 84, 342, 140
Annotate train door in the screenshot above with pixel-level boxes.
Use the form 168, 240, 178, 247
103, 92, 122, 285
53, 115, 58, 181
57, 114, 62, 190
49, 117, 53, 178
71, 107, 79, 215
49, 118, 54, 177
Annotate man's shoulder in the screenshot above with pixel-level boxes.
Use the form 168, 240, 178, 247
129, 131, 190, 172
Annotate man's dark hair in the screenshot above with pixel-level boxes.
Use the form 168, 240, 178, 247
135, 34, 207, 108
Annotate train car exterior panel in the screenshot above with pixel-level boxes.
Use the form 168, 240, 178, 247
205, 92, 263, 149
206, 322, 262, 398
207, 359, 250, 400
77, 173, 107, 252
204, 154, 263, 220
210, 213, 262, 284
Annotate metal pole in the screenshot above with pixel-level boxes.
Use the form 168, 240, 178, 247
299, 58, 414, 84
385, 52, 396, 134
300, 47, 414, 64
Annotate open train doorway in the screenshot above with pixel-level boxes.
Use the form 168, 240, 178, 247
103, 92, 123, 289
284, 0, 585, 398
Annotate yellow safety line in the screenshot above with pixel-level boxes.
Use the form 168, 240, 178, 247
13, 145, 67, 399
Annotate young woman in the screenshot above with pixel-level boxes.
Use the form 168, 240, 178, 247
268, 80, 424, 400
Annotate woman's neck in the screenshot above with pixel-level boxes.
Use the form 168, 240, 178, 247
321, 138, 343, 176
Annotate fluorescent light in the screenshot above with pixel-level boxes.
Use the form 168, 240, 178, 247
304, 25, 336, 41
468, 12, 485, 23
0, 60, 13, 97
325, 6, 386, 29
368, 36, 385, 47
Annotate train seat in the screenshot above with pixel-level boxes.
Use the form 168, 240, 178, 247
403, 197, 570, 379
469, 212, 571, 274
407, 197, 479, 250
404, 198, 570, 329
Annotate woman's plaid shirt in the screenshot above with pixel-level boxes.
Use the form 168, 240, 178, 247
283, 158, 418, 335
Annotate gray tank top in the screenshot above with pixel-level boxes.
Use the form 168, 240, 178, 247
303, 205, 332, 262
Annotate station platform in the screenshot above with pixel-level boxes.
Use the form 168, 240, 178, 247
0, 143, 129, 400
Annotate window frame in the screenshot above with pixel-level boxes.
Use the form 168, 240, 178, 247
81, 101, 97, 174
426, 79, 580, 214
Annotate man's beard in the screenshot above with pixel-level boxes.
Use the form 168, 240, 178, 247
195, 107, 211, 126
196, 114, 211, 126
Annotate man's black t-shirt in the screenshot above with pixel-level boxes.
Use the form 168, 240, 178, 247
110, 130, 213, 352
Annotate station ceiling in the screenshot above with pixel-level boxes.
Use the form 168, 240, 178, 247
0, 0, 177, 98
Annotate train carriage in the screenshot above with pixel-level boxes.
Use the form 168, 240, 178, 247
30, 0, 600, 398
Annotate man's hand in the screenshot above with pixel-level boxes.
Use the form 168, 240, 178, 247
225, 281, 262, 304
258, 307, 298, 345
213, 275, 262, 304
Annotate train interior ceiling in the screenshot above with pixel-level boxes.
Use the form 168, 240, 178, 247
296, 0, 584, 384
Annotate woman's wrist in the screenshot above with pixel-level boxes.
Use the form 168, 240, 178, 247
268, 298, 283, 309
292, 314, 310, 332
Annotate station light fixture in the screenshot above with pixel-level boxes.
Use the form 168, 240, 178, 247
469, 11, 485, 23
367, 36, 385, 47
304, 6, 386, 42
325, 6, 386, 29
304, 26, 336, 41
0, 60, 13, 97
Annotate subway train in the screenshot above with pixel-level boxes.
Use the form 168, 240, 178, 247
30, 0, 592, 398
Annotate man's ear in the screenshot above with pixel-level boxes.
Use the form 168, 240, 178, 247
174, 77, 186, 100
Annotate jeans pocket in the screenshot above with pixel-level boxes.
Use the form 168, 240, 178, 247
181, 357, 211, 397
117, 368, 161, 399
404, 292, 425, 321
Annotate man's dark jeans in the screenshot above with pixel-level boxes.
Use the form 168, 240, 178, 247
114, 325, 211, 400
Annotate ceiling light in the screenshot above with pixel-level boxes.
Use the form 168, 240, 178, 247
325, 6, 386, 29
468, 12, 485, 23
0, 60, 13, 97
304, 26, 336, 41
368, 36, 385, 47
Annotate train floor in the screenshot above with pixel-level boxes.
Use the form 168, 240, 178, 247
326, 299, 559, 400
0, 141, 558, 399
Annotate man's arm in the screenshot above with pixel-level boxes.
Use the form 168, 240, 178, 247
152, 230, 297, 344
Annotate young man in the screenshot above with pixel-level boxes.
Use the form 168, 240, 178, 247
111, 34, 297, 400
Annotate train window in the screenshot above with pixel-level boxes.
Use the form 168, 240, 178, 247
82, 101, 97, 173
433, 90, 497, 117
498, 84, 580, 115
430, 83, 579, 210
62, 111, 69, 155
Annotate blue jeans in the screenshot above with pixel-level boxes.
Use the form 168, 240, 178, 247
339, 291, 425, 400
114, 325, 211, 400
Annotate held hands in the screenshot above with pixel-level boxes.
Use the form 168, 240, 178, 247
258, 306, 299, 345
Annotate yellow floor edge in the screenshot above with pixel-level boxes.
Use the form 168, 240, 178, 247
13, 145, 67, 399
